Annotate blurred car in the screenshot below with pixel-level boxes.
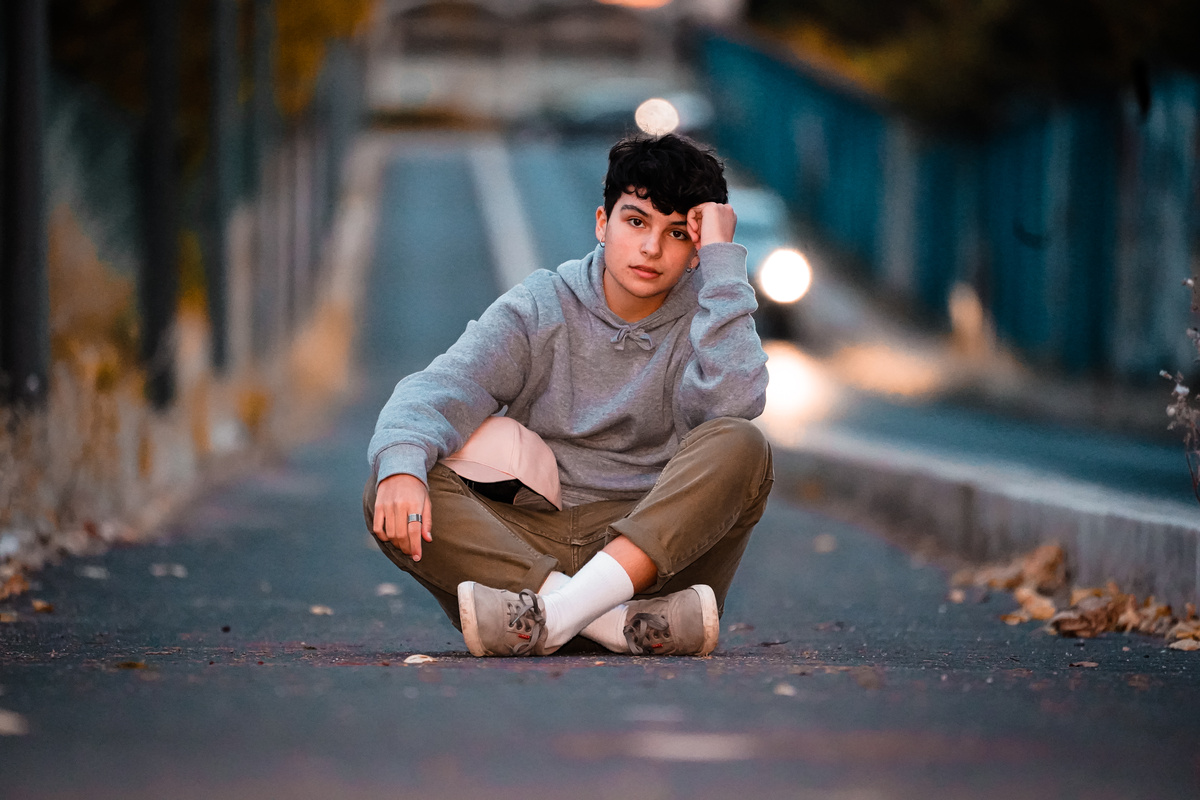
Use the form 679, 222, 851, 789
727, 185, 812, 340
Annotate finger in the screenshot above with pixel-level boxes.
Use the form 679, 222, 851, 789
422, 494, 433, 542
408, 514, 422, 562
372, 499, 387, 540
388, 506, 412, 554
687, 208, 702, 245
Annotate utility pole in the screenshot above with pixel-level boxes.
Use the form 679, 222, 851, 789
141, 0, 181, 408
0, 0, 50, 407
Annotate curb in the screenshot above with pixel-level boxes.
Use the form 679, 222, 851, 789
773, 428, 1200, 609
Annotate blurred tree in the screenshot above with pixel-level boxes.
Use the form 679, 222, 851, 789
272, 0, 372, 119
48, 0, 374, 170
746, 0, 1200, 126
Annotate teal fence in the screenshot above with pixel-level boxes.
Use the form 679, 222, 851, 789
699, 31, 1200, 380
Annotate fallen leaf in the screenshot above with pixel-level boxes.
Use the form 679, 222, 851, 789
1000, 611, 1030, 625
150, 563, 188, 579
973, 562, 1025, 591
1070, 587, 1105, 606
309, 605, 334, 616
1014, 585, 1057, 620
773, 683, 797, 696
404, 654, 436, 664
376, 582, 400, 596
77, 566, 109, 580
1168, 620, 1200, 640
812, 534, 837, 554
114, 661, 147, 670
0, 709, 29, 736
1168, 639, 1200, 652
1049, 596, 1117, 638
31, 600, 53, 614
1069, 661, 1099, 668
0, 573, 30, 601
947, 588, 966, 604
1021, 544, 1068, 593
960, 544, 1067, 593
726, 622, 754, 633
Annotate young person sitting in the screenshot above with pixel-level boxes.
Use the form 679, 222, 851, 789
364, 133, 773, 657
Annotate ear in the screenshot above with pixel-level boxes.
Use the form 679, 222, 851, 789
595, 206, 607, 244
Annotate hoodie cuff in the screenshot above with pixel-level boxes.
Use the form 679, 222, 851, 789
375, 443, 430, 488
696, 241, 749, 285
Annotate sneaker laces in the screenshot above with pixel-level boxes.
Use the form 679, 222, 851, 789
624, 611, 671, 655
504, 589, 545, 656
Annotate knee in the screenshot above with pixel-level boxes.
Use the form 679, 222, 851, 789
688, 417, 770, 468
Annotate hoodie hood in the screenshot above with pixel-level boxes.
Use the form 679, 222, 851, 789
556, 243, 699, 350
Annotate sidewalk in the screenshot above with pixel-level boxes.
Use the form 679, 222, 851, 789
756, 287, 1197, 610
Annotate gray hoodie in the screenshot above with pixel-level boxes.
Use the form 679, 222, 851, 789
368, 241, 768, 507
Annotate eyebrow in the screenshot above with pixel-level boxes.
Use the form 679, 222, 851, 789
619, 203, 688, 227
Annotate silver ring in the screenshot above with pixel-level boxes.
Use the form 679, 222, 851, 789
407, 513, 422, 524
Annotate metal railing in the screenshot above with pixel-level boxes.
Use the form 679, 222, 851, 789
698, 30, 1199, 380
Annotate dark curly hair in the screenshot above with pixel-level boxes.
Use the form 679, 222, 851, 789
603, 133, 728, 218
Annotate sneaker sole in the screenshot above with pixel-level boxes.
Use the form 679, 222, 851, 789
692, 584, 720, 656
457, 581, 488, 657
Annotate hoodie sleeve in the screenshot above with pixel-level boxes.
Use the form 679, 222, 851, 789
677, 242, 769, 427
367, 284, 536, 487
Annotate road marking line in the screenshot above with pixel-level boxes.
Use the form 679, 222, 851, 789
468, 139, 541, 291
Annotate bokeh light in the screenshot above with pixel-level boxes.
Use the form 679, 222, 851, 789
635, 98, 680, 136
757, 248, 812, 304
756, 340, 840, 446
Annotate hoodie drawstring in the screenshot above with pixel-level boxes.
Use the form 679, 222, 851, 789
611, 325, 654, 352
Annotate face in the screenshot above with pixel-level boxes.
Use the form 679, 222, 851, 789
595, 191, 697, 322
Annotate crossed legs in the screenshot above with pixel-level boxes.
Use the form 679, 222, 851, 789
362, 417, 773, 653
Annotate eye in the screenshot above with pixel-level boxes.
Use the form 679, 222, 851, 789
670, 230, 689, 241
628, 217, 645, 228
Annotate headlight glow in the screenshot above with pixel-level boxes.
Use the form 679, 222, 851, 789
757, 248, 812, 304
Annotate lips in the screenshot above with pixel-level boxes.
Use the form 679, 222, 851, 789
629, 265, 660, 280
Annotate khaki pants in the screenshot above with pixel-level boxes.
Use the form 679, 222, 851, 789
362, 417, 774, 630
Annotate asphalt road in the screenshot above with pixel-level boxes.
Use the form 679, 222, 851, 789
2, 134, 1198, 799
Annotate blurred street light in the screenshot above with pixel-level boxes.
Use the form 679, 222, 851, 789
635, 97, 680, 135
757, 248, 812, 304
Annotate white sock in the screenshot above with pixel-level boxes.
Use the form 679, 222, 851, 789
540, 552, 635, 650
539, 570, 631, 653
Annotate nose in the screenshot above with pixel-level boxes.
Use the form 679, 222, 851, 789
640, 231, 661, 258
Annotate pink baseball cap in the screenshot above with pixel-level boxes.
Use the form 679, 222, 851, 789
442, 416, 563, 510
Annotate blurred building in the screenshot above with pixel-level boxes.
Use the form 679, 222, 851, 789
365, 0, 744, 123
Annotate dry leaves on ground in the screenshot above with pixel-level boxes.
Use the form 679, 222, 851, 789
0, 572, 29, 601
956, 544, 1200, 648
